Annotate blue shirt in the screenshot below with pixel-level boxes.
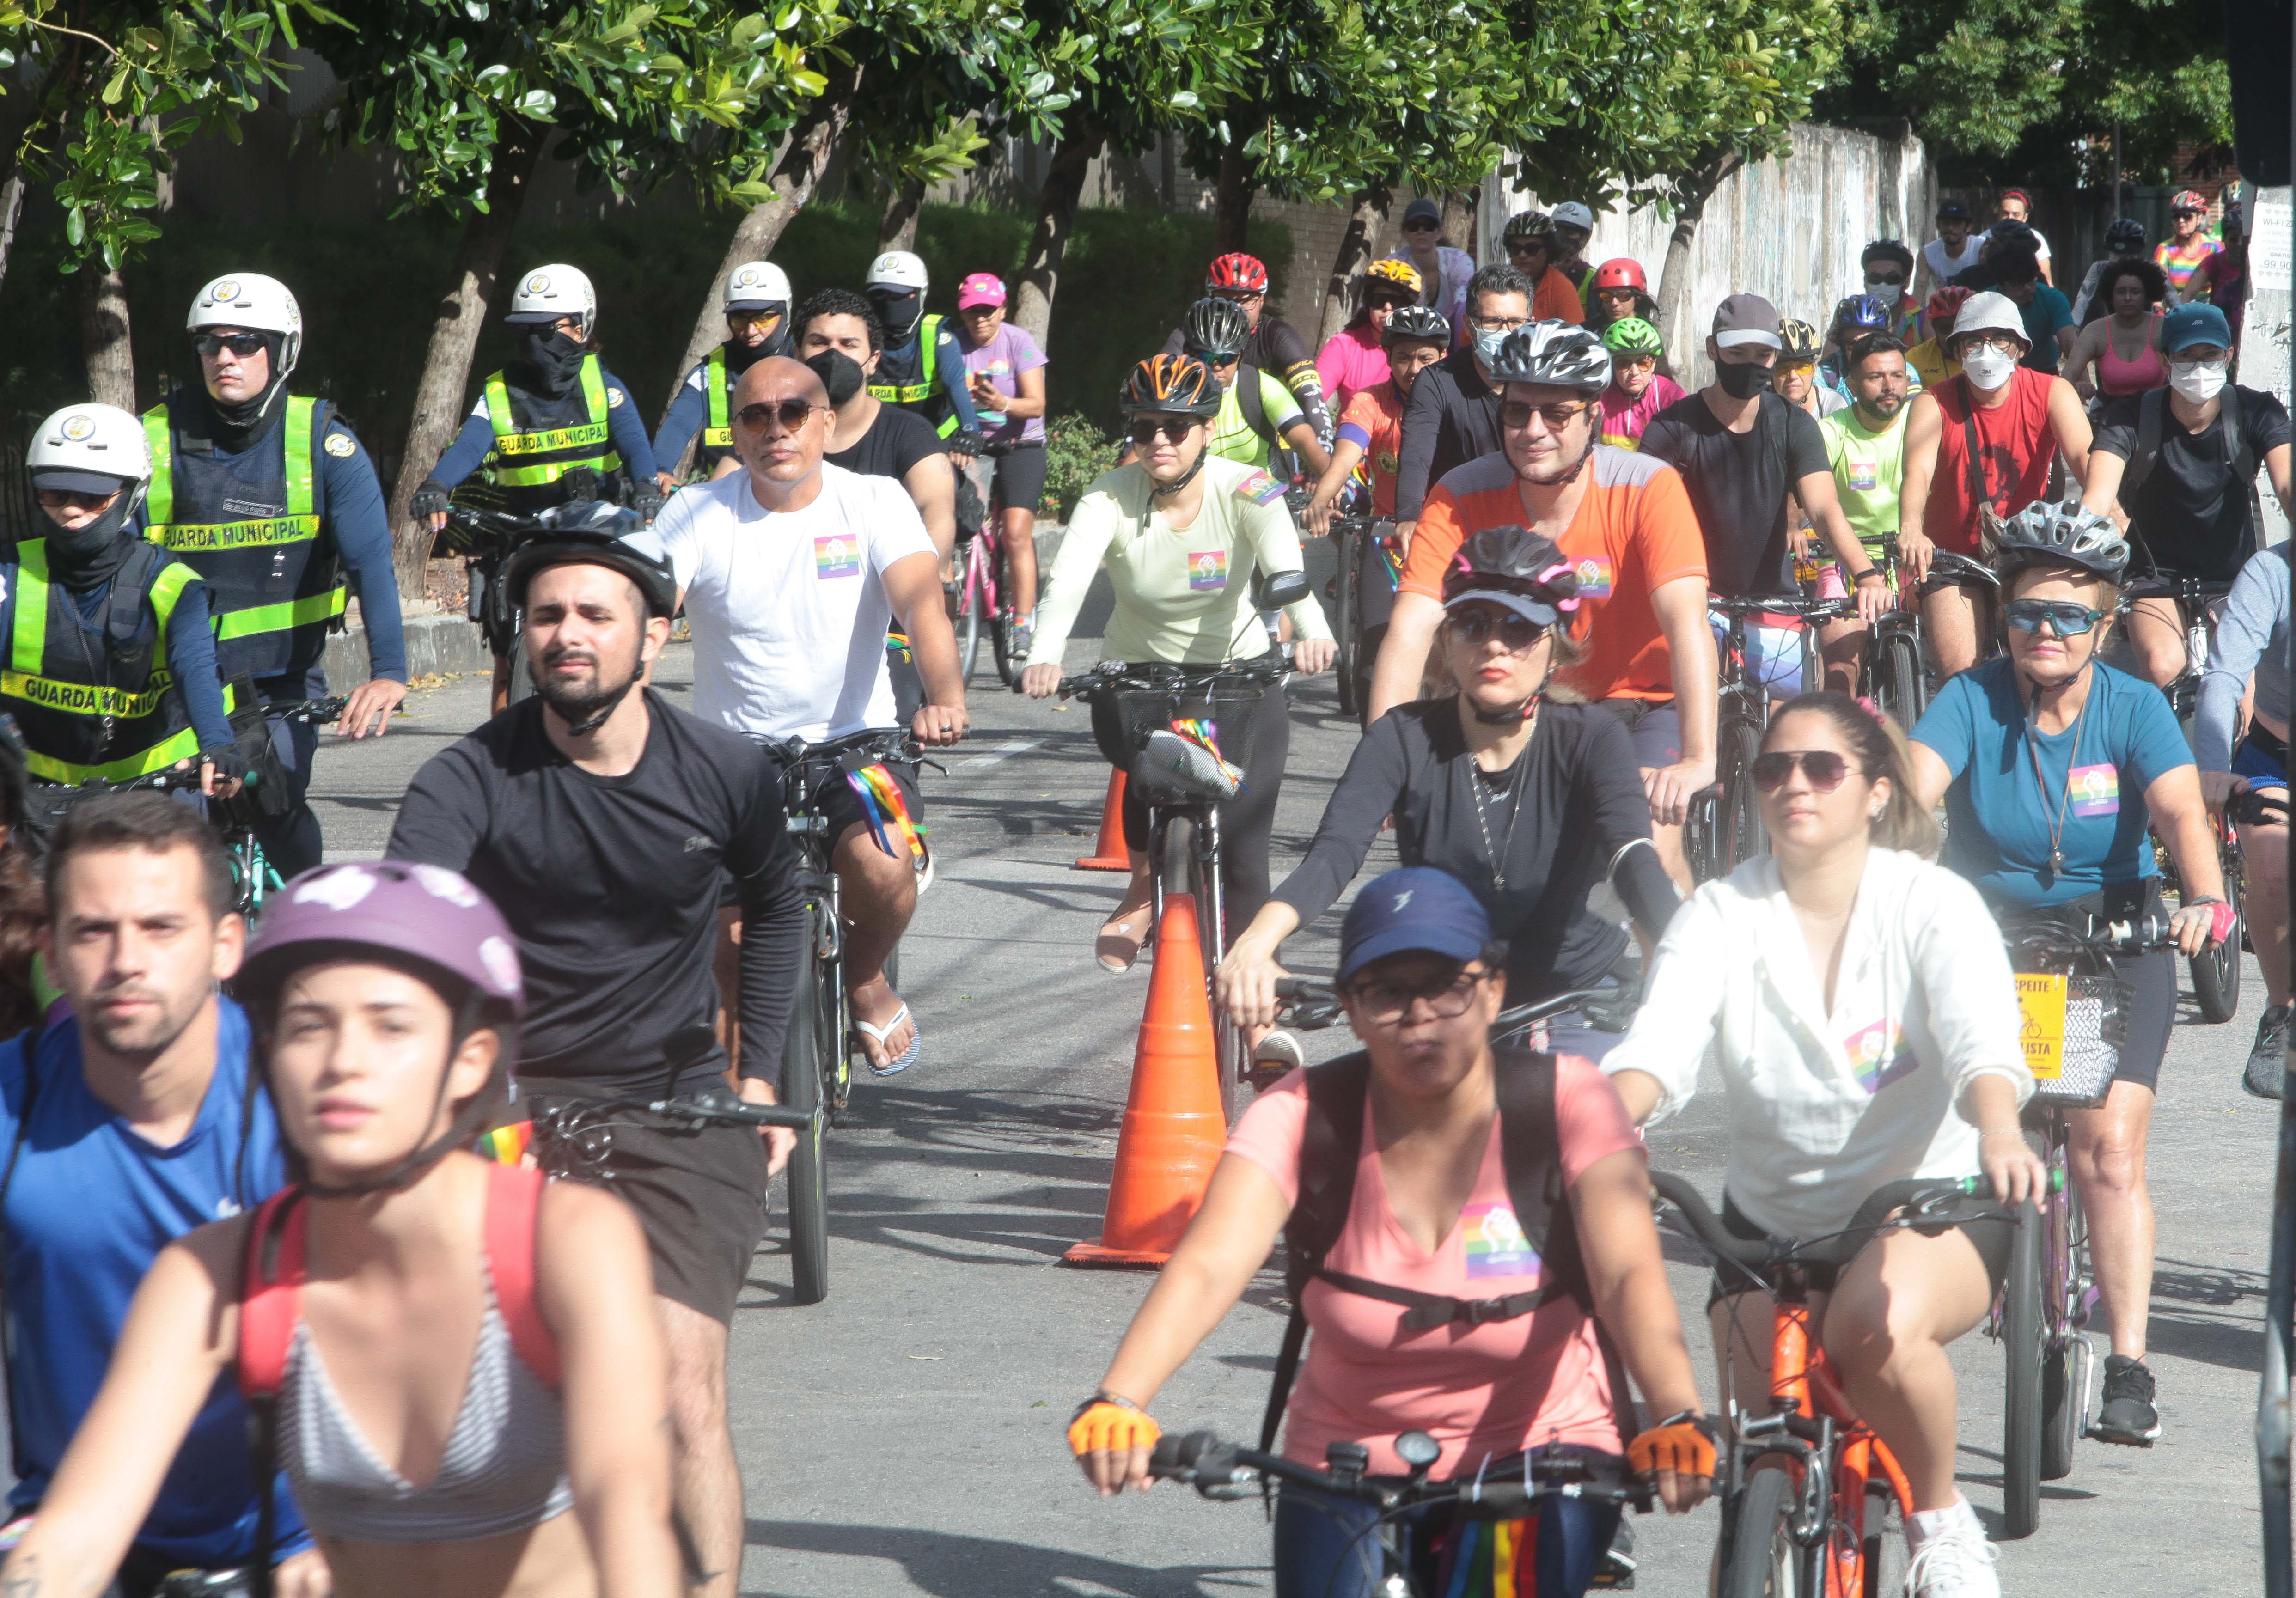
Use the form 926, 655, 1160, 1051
2017, 285, 2076, 375
1, 1000, 306, 1564
1912, 657, 2192, 908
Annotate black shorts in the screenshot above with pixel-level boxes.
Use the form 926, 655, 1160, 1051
809, 757, 925, 857
1705, 1189, 2015, 1313
1595, 696, 1683, 768
989, 442, 1048, 516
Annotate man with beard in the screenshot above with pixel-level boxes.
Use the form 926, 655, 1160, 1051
0, 793, 324, 1596
386, 527, 806, 1598
1816, 333, 1916, 670
653, 259, 795, 487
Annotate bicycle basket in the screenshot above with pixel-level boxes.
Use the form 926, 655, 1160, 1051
1113, 685, 1263, 801
2017, 968, 2130, 1105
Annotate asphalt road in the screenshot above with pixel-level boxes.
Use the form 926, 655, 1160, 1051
311, 624, 2284, 1598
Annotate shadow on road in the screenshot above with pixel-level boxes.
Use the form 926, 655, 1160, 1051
744, 1519, 1266, 1597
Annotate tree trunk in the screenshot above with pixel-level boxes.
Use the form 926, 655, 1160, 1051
79, 261, 134, 409
1009, 122, 1103, 348
1317, 187, 1389, 344
385, 117, 545, 604
1653, 149, 1745, 392
667, 69, 860, 413
0, 173, 28, 305
1212, 143, 1255, 254
877, 174, 925, 252
1438, 188, 1477, 262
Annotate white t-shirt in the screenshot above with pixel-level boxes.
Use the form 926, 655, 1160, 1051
653, 464, 935, 739
1921, 236, 1984, 284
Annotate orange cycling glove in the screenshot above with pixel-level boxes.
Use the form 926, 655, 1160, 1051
1627, 1410, 1717, 1479
1068, 1396, 1161, 1457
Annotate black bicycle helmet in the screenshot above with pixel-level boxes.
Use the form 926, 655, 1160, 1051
1118, 354, 1221, 418
1860, 238, 1915, 275
1487, 322, 1611, 393
1441, 526, 1582, 621
502, 504, 680, 619
1502, 210, 1557, 244
1382, 305, 1451, 346
2105, 217, 2146, 253
1835, 294, 1893, 335
1183, 296, 1251, 360
1991, 499, 2130, 582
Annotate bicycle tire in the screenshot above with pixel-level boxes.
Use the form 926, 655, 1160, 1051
1334, 527, 1361, 720
2002, 1196, 2045, 1538
782, 936, 830, 1308
2044, 1166, 2089, 1480
1872, 628, 1925, 729
1859, 1480, 1908, 1598
955, 557, 983, 683
2191, 816, 2244, 1024
1721, 1462, 1806, 1598
1718, 714, 1768, 873
990, 585, 1017, 688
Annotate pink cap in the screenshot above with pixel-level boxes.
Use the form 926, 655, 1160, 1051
956, 272, 1007, 309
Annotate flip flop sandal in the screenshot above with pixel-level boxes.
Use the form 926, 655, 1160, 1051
855, 1004, 921, 1076
1097, 910, 1151, 974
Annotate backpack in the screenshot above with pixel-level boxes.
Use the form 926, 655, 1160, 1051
1257, 1048, 1640, 1458
2122, 385, 2253, 501
1235, 361, 1278, 448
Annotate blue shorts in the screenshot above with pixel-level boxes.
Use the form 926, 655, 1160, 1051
2234, 733, 2290, 793
1596, 698, 1681, 769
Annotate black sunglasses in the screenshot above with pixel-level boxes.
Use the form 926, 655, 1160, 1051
1750, 750, 1860, 793
1402, 218, 1440, 232
1367, 292, 1415, 310
36, 488, 115, 511
1865, 272, 1905, 287
2004, 598, 2105, 636
1447, 607, 1546, 650
1128, 418, 1197, 445
1505, 239, 1546, 256
195, 332, 266, 358
736, 398, 820, 433
1499, 399, 1593, 431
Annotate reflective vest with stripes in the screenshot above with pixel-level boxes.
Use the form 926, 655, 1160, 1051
867, 315, 960, 438
141, 395, 344, 681
482, 355, 623, 502
3, 540, 208, 785
702, 344, 736, 454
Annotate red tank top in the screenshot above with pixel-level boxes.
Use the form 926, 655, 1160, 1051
1924, 368, 2057, 555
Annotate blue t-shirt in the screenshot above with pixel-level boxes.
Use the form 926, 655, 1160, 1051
2017, 285, 2076, 375
1, 1000, 305, 1564
1912, 657, 2192, 908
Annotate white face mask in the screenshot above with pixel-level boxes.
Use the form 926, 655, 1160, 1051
1862, 277, 1899, 301
2168, 360, 2228, 404
1958, 343, 2017, 392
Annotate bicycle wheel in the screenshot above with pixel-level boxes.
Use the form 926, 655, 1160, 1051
1718, 714, 1768, 873
1334, 527, 1361, 720
1859, 1480, 1908, 1598
1722, 1462, 1807, 1598
955, 554, 983, 683
781, 932, 831, 1307
1870, 628, 1925, 729
2001, 1197, 2045, 1539
2191, 815, 2244, 1024
989, 545, 1019, 687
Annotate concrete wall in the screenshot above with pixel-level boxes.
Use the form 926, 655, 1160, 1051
1484, 121, 1936, 388
2243, 186, 2291, 545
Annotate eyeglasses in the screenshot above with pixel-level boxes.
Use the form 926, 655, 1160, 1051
1470, 312, 1530, 333
727, 309, 782, 331
195, 332, 265, 358
1750, 750, 1860, 793
2004, 598, 2105, 636
36, 488, 114, 511
1779, 361, 1816, 378
735, 398, 821, 433
1499, 398, 1593, 431
1128, 418, 1197, 445
1955, 334, 2025, 357
1402, 219, 1440, 233
1447, 607, 1546, 651
1348, 967, 1486, 1022
1613, 354, 1658, 372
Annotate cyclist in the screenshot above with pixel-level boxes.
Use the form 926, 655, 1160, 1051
387, 522, 812, 1598
1917, 199, 1981, 298
1606, 690, 2041, 1598
0, 795, 321, 1598
1370, 323, 1717, 890
1019, 355, 1333, 974
2071, 218, 2171, 324
9, 404, 239, 793
794, 289, 959, 569
1303, 305, 1450, 534
653, 258, 793, 488
1595, 317, 1684, 451
2154, 189, 2221, 297
1818, 293, 1899, 405
1584, 257, 1659, 342
1817, 333, 1916, 613
2064, 259, 2170, 405
1392, 195, 1476, 333
1858, 238, 1922, 337
1161, 251, 1334, 448
2196, 539, 2294, 1096
1394, 264, 1534, 525
1991, 244, 2076, 374
5, 857, 680, 1598
1996, 188, 2054, 283
1314, 256, 1424, 411
1185, 296, 1331, 478
1218, 529, 1681, 1060
1549, 200, 1599, 296
1772, 317, 1844, 418
1497, 210, 1586, 324
862, 249, 983, 455
1072, 867, 1713, 1598
2187, 194, 2252, 354
139, 272, 409, 880
1906, 285, 1971, 389
1906, 500, 2228, 1450
2084, 302, 2295, 689
953, 271, 1047, 652
1897, 292, 2096, 678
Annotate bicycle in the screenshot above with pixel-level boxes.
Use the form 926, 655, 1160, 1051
1269, 976, 1639, 1061
1327, 512, 1401, 725
1824, 540, 1930, 729
1649, 1170, 2031, 1594
527, 1024, 815, 1191
444, 498, 650, 704
953, 500, 1020, 688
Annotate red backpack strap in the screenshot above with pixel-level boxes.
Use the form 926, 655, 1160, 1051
237, 1189, 307, 1402
484, 1163, 562, 1389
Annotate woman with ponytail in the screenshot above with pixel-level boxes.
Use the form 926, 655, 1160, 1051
1604, 690, 2043, 1597
4, 862, 679, 1598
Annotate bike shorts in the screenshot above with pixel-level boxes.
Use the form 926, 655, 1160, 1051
1594, 697, 1681, 770
988, 441, 1047, 516
2235, 724, 2290, 793
1704, 1189, 2014, 1314
812, 757, 926, 861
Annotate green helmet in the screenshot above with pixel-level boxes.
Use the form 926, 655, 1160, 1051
1601, 316, 1662, 355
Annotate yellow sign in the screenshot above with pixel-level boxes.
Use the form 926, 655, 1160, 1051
2016, 973, 2068, 1081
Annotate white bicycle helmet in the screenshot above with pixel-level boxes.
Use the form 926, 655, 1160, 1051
188, 273, 303, 378
1992, 499, 2129, 580
28, 403, 151, 507
507, 264, 597, 340
723, 260, 792, 313
865, 250, 929, 293
1488, 322, 1611, 394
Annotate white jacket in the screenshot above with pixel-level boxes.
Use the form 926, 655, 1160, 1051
1604, 847, 2032, 1240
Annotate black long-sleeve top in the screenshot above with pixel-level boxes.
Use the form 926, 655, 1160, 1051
1395, 347, 1504, 519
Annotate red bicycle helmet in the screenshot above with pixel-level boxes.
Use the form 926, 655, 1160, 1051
1925, 284, 1974, 325
1205, 253, 1270, 294
1590, 258, 1647, 294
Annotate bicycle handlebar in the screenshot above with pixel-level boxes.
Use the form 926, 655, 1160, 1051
1707, 593, 1859, 623
2001, 908, 2179, 958
1039, 653, 1293, 701
543, 1084, 815, 1133
1649, 1169, 2022, 1275
1149, 1431, 1651, 1513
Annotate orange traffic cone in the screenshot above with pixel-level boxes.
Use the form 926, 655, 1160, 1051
1064, 892, 1227, 1267
1074, 770, 1130, 871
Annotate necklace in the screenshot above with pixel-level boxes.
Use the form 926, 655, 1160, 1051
1467, 709, 1538, 891
2022, 671, 2092, 882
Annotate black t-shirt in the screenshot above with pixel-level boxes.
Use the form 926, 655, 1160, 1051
2093, 385, 2293, 580
1640, 389, 1830, 597
825, 402, 945, 481
1396, 348, 1502, 519
385, 690, 805, 1095
1270, 700, 1657, 998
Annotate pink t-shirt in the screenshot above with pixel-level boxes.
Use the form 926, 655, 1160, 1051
1599, 375, 1686, 451
1317, 323, 1392, 412
1225, 1058, 1643, 1478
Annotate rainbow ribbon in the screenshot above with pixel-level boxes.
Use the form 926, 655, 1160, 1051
478, 1120, 533, 1166
1379, 534, 1404, 592
1171, 717, 1246, 792
848, 762, 928, 862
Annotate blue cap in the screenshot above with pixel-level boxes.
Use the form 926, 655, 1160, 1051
2161, 303, 2232, 355
1337, 867, 1492, 984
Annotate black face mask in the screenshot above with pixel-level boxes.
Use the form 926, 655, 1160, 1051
806, 349, 868, 407
42, 490, 138, 591
518, 328, 589, 397
870, 290, 924, 343
1716, 358, 1772, 400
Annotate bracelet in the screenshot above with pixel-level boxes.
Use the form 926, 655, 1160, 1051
1854, 567, 1886, 584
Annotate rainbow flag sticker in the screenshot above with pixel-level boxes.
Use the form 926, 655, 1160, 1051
1844, 1018, 1918, 1094
2069, 763, 2119, 817
1572, 555, 1613, 599
1188, 550, 1228, 591
1461, 1201, 1539, 1280
814, 534, 861, 579
478, 1120, 533, 1165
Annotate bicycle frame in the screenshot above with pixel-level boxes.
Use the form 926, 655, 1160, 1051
965, 520, 1005, 623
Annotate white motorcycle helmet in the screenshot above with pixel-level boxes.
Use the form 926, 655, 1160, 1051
724, 260, 792, 313
507, 264, 597, 340
28, 403, 152, 513
864, 250, 929, 294
188, 272, 303, 379
865, 250, 929, 340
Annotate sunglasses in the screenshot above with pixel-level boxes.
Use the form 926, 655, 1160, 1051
1750, 750, 1861, 793
727, 309, 782, 331
1865, 273, 1905, 288
1348, 967, 1485, 1022
1447, 607, 1546, 651
1505, 240, 1546, 256
1613, 353, 1658, 372
1778, 361, 1816, 378
1499, 398, 1593, 431
2004, 598, 2105, 636
1128, 418, 1197, 445
1403, 219, 1440, 232
37, 488, 114, 511
736, 398, 821, 433
1367, 293, 1415, 311
195, 332, 266, 358
1214, 288, 1265, 303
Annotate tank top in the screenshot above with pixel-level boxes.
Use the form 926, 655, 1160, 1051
1924, 369, 2057, 555
2095, 317, 2167, 396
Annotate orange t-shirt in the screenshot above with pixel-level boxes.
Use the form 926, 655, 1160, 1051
1533, 266, 1585, 326
1338, 382, 1406, 517
1401, 447, 1707, 703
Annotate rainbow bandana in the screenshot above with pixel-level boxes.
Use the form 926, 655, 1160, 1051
1172, 717, 1246, 791
478, 1120, 534, 1165
1378, 532, 1404, 593
848, 762, 928, 864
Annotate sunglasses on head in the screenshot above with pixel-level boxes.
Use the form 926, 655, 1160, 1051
1128, 418, 1197, 445
195, 332, 266, 358
1750, 750, 1860, 792
736, 398, 820, 433
1447, 606, 1546, 650
2004, 598, 2105, 636
1499, 398, 1592, 431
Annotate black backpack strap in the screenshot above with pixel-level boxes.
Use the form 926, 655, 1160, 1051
1238, 362, 1277, 447
1258, 1052, 1371, 1454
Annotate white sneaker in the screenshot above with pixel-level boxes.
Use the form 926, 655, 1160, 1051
1905, 1523, 2001, 1598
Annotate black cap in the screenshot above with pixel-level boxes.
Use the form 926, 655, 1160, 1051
1936, 200, 1971, 222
